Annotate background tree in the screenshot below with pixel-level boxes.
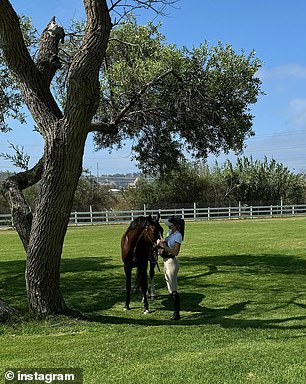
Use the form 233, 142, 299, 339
123, 161, 206, 208
222, 156, 306, 205
125, 157, 306, 208
0, 0, 262, 316
72, 172, 117, 211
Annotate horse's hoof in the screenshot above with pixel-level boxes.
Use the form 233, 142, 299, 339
143, 309, 150, 314
124, 306, 130, 311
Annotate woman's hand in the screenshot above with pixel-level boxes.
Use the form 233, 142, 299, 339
156, 238, 164, 247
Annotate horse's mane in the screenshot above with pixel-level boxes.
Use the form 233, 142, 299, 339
127, 215, 153, 232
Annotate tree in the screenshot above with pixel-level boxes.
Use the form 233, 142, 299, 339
0, 0, 262, 316
94, 24, 263, 174
222, 157, 306, 205
125, 161, 211, 208
72, 172, 117, 211
124, 158, 306, 208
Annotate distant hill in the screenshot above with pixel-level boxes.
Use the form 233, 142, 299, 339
94, 173, 153, 188
0, 171, 153, 189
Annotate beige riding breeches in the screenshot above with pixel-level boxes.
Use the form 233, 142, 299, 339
163, 257, 180, 294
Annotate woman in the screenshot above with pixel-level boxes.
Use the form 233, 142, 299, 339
157, 215, 185, 320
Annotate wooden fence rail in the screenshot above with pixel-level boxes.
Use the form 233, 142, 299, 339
2, 203, 306, 227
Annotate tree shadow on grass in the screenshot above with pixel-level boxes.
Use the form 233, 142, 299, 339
0, 256, 123, 313
85, 291, 306, 330
76, 253, 306, 329
0, 259, 27, 310
60, 256, 124, 313
177, 292, 306, 330
180, 253, 306, 276
1, 253, 306, 331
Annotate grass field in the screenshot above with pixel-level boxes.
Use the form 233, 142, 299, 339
1, 217, 306, 383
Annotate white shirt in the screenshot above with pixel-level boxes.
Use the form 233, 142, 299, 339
165, 230, 183, 248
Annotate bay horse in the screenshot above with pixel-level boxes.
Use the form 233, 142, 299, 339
121, 214, 163, 313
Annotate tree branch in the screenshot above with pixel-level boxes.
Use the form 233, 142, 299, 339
0, 1, 34, 77
108, 0, 178, 23
109, 0, 122, 12
65, 0, 112, 126
36, 17, 65, 86
89, 121, 117, 134
112, 69, 173, 125
1, 158, 44, 250
0, 1, 63, 136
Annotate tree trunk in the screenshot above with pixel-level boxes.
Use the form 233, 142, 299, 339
25, 126, 86, 315
0, 0, 111, 316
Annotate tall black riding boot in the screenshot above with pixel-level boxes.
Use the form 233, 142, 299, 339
170, 291, 180, 320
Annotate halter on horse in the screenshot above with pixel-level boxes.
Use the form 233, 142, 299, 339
121, 214, 163, 313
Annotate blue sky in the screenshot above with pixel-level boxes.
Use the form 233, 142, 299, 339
1, 0, 306, 174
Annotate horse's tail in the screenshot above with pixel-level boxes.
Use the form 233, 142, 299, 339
121, 231, 130, 262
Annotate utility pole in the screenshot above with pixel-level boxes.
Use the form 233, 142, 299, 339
96, 162, 99, 183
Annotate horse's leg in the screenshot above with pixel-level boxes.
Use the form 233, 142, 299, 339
135, 268, 141, 295
149, 261, 156, 299
124, 264, 132, 311
138, 266, 149, 313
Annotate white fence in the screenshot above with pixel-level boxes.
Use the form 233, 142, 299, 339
2, 203, 306, 227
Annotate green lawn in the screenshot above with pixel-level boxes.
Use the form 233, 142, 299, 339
1, 218, 306, 383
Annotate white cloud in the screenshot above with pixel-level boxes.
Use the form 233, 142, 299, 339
288, 98, 306, 127
259, 64, 306, 79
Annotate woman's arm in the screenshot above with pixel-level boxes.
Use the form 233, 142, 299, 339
157, 239, 181, 256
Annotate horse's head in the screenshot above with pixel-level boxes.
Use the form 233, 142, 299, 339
145, 213, 164, 245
